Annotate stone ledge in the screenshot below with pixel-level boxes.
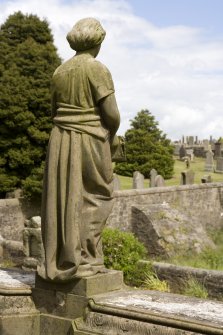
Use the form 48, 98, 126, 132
0, 268, 35, 295
35, 269, 123, 297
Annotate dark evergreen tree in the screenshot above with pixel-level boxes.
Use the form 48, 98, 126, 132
0, 12, 61, 197
114, 109, 174, 179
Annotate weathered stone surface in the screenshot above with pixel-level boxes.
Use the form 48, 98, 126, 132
113, 173, 121, 191
92, 290, 223, 327
131, 203, 215, 258
35, 270, 123, 297
149, 168, 158, 187
39, 314, 73, 335
215, 157, 223, 173
107, 183, 223, 234
181, 170, 195, 185
205, 150, 214, 172
132, 171, 144, 189
1, 314, 40, 335
151, 261, 223, 300
32, 288, 89, 319
154, 175, 165, 187
201, 175, 212, 183
0, 268, 35, 295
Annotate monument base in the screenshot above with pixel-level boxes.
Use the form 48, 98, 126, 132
1, 268, 223, 335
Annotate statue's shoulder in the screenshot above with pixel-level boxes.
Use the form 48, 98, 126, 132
87, 58, 111, 76
53, 57, 74, 76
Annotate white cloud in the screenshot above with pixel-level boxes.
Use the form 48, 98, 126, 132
1, 0, 223, 140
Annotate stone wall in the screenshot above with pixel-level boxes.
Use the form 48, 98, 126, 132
107, 182, 223, 232
1, 183, 223, 245
152, 261, 223, 300
0, 198, 41, 242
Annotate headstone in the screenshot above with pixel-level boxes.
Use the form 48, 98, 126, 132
132, 171, 144, 189
181, 170, 195, 185
113, 173, 121, 191
195, 136, 198, 144
203, 139, 209, 151
174, 144, 181, 156
201, 175, 212, 183
214, 142, 222, 158
188, 136, 194, 146
154, 175, 165, 187
179, 145, 187, 160
23, 216, 44, 270
149, 168, 157, 187
215, 157, 223, 173
186, 148, 194, 162
204, 150, 214, 172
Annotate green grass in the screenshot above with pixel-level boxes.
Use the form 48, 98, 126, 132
183, 278, 208, 299
115, 157, 223, 189
168, 228, 223, 271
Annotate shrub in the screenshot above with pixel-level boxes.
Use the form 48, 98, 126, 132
102, 228, 148, 285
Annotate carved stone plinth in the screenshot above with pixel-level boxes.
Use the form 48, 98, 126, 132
34, 269, 123, 296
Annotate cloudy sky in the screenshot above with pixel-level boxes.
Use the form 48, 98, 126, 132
1, 0, 223, 141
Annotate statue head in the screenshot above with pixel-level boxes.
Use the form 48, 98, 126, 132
67, 17, 106, 52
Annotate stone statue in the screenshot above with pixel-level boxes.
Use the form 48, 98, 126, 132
38, 18, 120, 282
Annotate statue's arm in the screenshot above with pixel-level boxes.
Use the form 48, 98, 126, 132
99, 93, 120, 142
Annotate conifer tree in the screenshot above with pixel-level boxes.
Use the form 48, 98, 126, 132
0, 12, 61, 197
114, 110, 174, 179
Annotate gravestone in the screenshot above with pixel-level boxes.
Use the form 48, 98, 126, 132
154, 175, 165, 187
132, 171, 144, 189
113, 173, 121, 191
188, 136, 194, 146
23, 216, 44, 270
174, 144, 181, 156
180, 170, 195, 185
149, 168, 157, 187
203, 139, 209, 151
179, 145, 186, 160
201, 175, 212, 183
215, 142, 222, 158
205, 150, 214, 172
215, 157, 223, 173
186, 148, 194, 162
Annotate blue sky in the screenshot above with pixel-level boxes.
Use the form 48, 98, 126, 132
128, 0, 223, 36
1, 0, 223, 140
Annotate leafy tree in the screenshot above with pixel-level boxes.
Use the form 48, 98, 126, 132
0, 11, 61, 197
114, 109, 174, 179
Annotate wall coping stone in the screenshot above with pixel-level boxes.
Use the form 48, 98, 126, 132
113, 182, 223, 197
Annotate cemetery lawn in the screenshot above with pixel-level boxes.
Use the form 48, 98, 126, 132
116, 157, 223, 189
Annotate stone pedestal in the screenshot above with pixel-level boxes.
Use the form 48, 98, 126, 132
32, 270, 124, 334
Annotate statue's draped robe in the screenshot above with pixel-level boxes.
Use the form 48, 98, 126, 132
38, 54, 115, 281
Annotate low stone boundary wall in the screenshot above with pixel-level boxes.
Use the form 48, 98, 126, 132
1, 183, 223, 246
151, 261, 223, 300
107, 182, 223, 232
0, 198, 41, 242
